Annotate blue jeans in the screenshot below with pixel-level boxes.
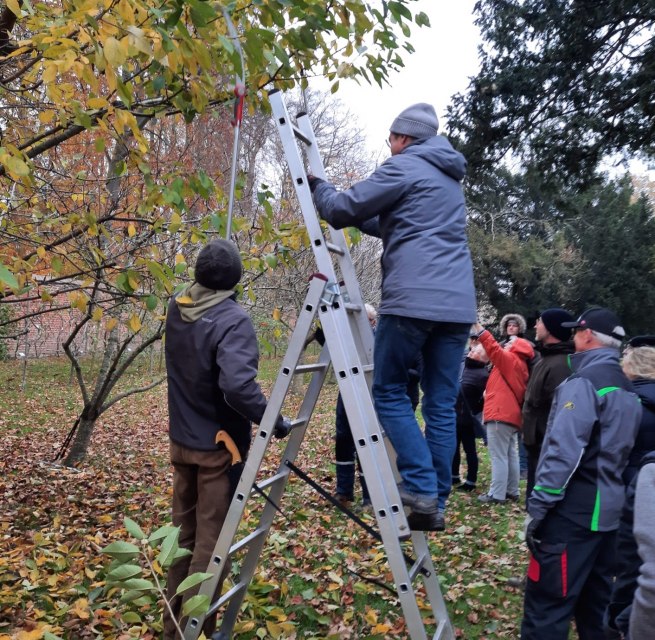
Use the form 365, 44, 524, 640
373, 315, 469, 510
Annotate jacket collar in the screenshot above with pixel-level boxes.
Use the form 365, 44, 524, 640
569, 347, 620, 373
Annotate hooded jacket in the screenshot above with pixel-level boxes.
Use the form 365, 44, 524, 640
522, 340, 575, 448
607, 450, 655, 638
528, 348, 642, 531
623, 378, 655, 484
311, 136, 477, 324
478, 331, 534, 428
499, 313, 527, 336
165, 284, 273, 455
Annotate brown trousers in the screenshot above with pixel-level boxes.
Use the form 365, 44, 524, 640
163, 441, 232, 640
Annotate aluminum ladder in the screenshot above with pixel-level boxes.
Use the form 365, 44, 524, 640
183, 89, 455, 640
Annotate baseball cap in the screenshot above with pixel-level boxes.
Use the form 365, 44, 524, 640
561, 307, 625, 341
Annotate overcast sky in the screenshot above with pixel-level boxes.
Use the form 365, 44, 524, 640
323, 0, 481, 156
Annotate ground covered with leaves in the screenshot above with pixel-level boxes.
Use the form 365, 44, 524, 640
1, 357, 527, 639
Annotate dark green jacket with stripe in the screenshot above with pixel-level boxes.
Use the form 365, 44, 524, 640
528, 347, 642, 531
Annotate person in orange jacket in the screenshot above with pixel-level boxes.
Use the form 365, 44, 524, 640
471, 322, 534, 503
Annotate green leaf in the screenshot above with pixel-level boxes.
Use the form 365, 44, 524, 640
0, 264, 19, 289
124, 516, 146, 540
175, 572, 213, 596
123, 578, 155, 591
148, 524, 178, 544
102, 540, 140, 562
44, 633, 64, 640
107, 564, 143, 582
157, 528, 180, 568
182, 593, 210, 618
122, 612, 142, 624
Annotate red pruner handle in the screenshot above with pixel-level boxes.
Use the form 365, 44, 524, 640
232, 83, 246, 127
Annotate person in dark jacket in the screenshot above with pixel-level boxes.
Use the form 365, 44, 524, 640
605, 335, 655, 639
521, 308, 642, 640
522, 308, 575, 501
163, 240, 288, 640
309, 103, 477, 532
452, 340, 489, 491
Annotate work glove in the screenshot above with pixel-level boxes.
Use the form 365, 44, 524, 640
523, 514, 543, 556
306, 174, 324, 193
274, 415, 293, 439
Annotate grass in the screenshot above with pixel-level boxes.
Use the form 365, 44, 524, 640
0, 354, 528, 639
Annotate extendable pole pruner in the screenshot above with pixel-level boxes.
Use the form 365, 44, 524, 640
221, 5, 246, 240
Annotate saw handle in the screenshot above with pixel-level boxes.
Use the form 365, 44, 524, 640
215, 430, 242, 465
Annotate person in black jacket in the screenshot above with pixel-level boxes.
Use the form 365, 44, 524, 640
452, 340, 489, 492
605, 336, 655, 639
522, 308, 574, 501
163, 240, 288, 640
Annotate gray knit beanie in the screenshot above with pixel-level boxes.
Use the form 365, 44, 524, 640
194, 239, 242, 290
390, 103, 439, 139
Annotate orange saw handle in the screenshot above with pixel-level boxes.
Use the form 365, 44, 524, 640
215, 430, 242, 465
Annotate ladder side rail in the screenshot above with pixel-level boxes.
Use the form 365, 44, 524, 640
184, 277, 327, 639
295, 111, 375, 367
213, 344, 333, 637
269, 90, 339, 280
317, 293, 411, 541
410, 533, 455, 640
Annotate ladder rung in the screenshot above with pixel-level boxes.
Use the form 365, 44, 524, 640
253, 470, 288, 492
408, 550, 429, 581
230, 525, 269, 554
207, 580, 247, 616
295, 362, 329, 374
325, 241, 345, 256
344, 302, 363, 313
291, 124, 311, 146
362, 364, 374, 373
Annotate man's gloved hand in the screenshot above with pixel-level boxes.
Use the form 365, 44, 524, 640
306, 175, 324, 193
274, 416, 293, 439
523, 514, 543, 555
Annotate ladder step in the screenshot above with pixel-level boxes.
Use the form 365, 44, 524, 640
294, 362, 329, 374
208, 581, 247, 616
252, 470, 288, 492
344, 302, 363, 313
325, 241, 345, 256
291, 124, 311, 146
230, 525, 269, 554
408, 550, 430, 581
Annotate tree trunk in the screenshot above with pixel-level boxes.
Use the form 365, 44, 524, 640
63, 412, 99, 467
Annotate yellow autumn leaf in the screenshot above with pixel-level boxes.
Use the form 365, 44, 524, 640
92, 307, 103, 322
127, 223, 136, 237
272, 308, 281, 321
36, 246, 46, 259
176, 296, 193, 304
365, 608, 378, 625
16, 629, 44, 640
38, 110, 55, 124
106, 317, 118, 332
6, 0, 21, 17
372, 623, 392, 633
103, 37, 126, 67
128, 315, 142, 332
71, 597, 90, 620
265, 621, 282, 639
88, 97, 108, 109
174, 252, 185, 264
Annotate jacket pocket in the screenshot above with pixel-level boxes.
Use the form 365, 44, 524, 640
527, 542, 568, 598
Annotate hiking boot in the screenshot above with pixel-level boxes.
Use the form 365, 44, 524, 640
334, 493, 354, 507
478, 493, 506, 504
456, 482, 477, 492
397, 485, 439, 513
507, 575, 527, 589
407, 510, 445, 532
505, 493, 520, 502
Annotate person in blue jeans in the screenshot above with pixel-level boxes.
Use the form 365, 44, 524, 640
309, 102, 477, 531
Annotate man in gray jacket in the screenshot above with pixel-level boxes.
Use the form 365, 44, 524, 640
521, 307, 642, 639
164, 240, 288, 639
310, 103, 477, 531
